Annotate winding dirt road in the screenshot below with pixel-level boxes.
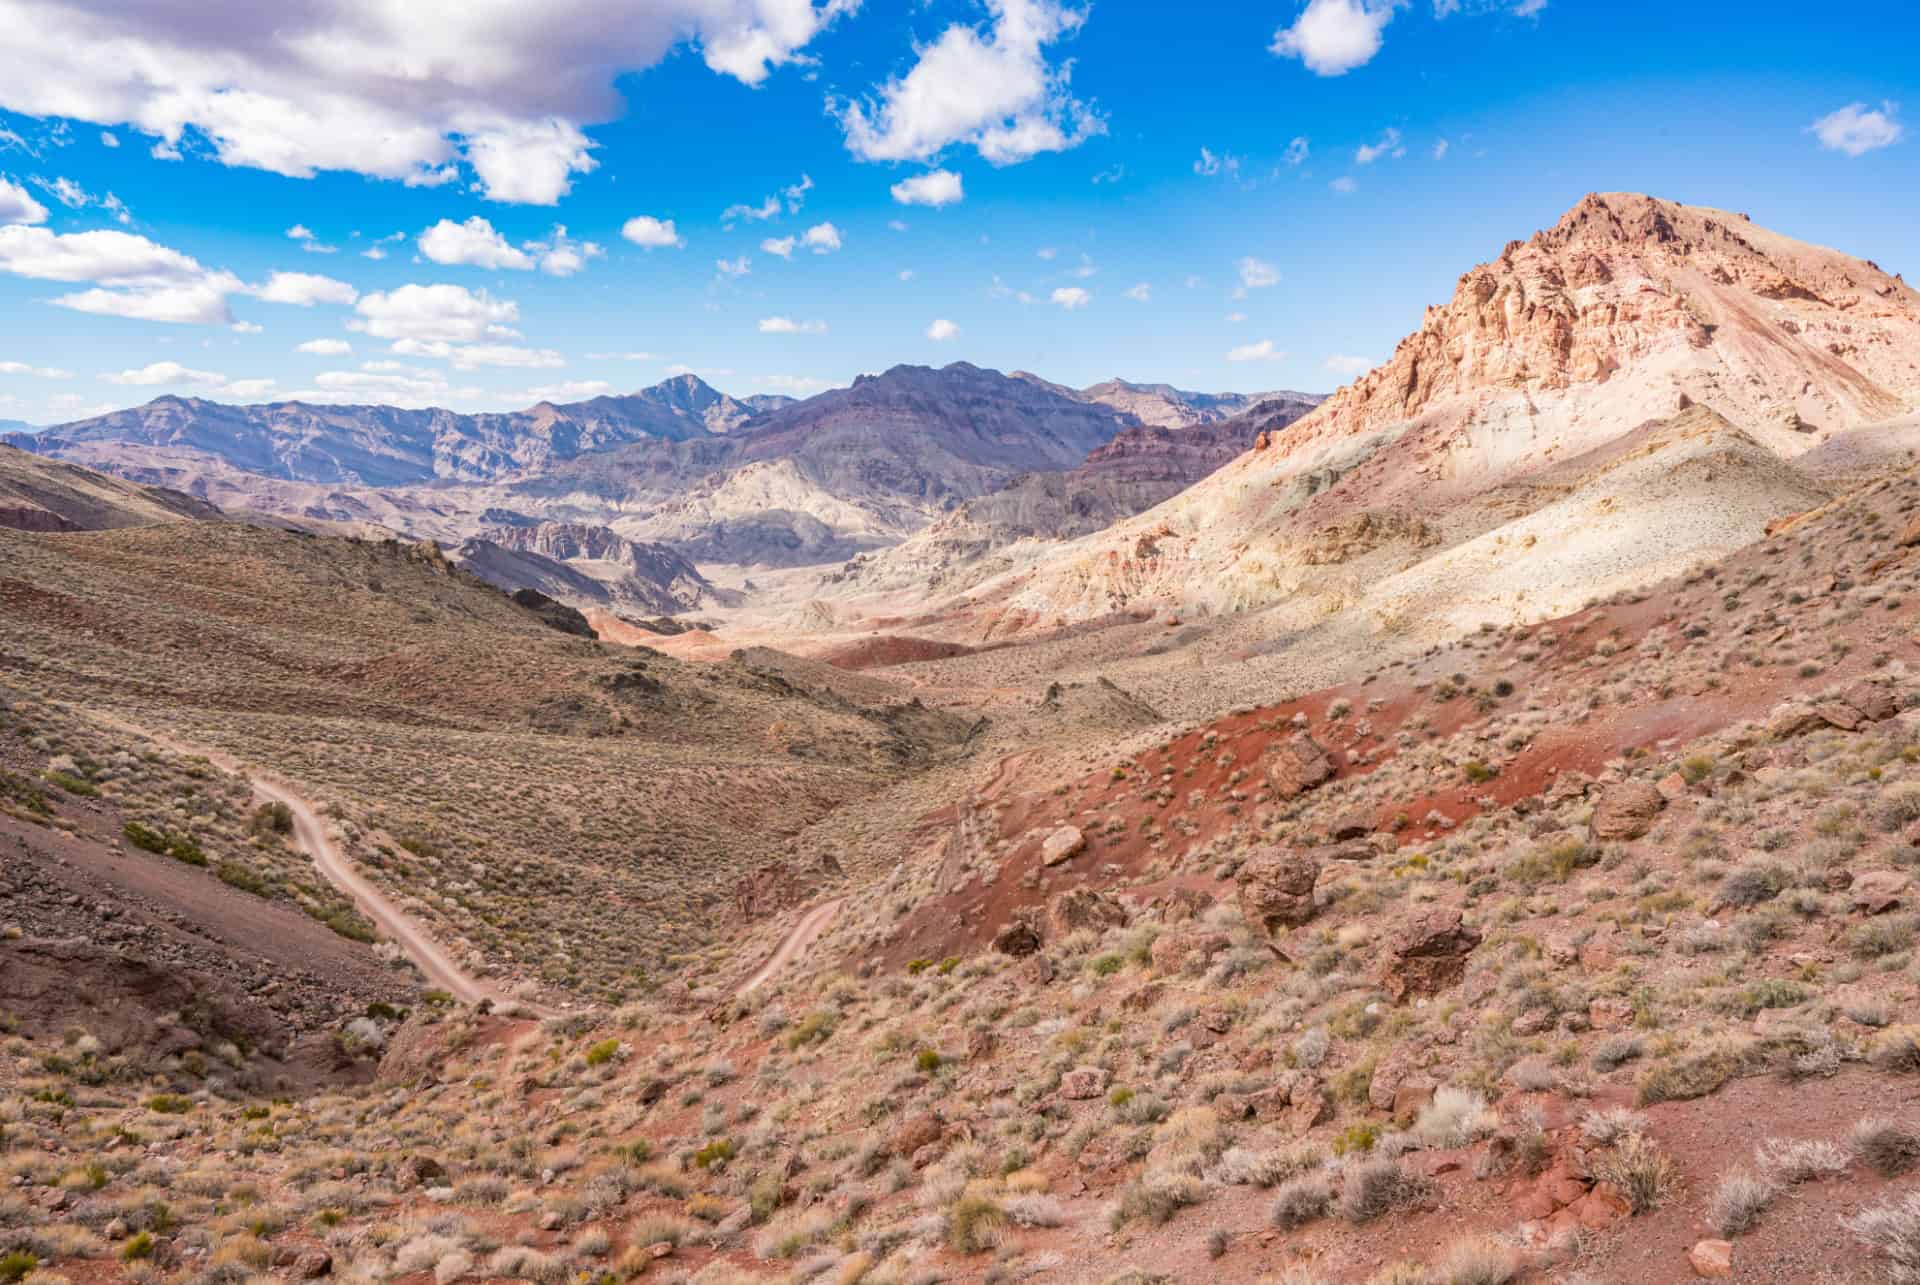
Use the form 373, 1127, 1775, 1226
738, 897, 843, 995
86, 712, 515, 1010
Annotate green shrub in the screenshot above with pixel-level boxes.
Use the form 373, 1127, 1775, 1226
217, 861, 269, 894
786, 1009, 836, 1050
145, 1094, 194, 1114
250, 801, 294, 837
693, 1138, 735, 1170
915, 1049, 942, 1073
45, 770, 97, 797
585, 1039, 621, 1066
0, 1251, 37, 1284
167, 834, 207, 867
123, 820, 168, 853
121, 1231, 155, 1262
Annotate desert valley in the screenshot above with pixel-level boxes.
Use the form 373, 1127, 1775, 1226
2, 4, 1920, 1284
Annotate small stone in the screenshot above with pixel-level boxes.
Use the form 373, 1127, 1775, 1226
1689, 1239, 1733, 1278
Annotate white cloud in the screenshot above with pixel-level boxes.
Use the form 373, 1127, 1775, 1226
1810, 102, 1904, 157
722, 175, 812, 224
888, 218, 909, 231
517, 379, 613, 402
621, 215, 685, 248
0, 224, 242, 324
1330, 175, 1357, 193
1049, 286, 1089, 309
897, 269, 913, 281
388, 339, 563, 370
286, 223, 338, 254
1225, 311, 1246, 322
758, 316, 826, 334
230, 319, 263, 333
1193, 146, 1240, 178
1284, 136, 1310, 166
296, 338, 352, 356
1270, 0, 1400, 76
1227, 339, 1283, 362
761, 235, 797, 259
0, 2, 860, 205
35, 175, 86, 208
715, 255, 751, 279
1123, 282, 1150, 302
836, 0, 1103, 166
0, 360, 71, 377
102, 360, 228, 386
890, 169, 964, 207
1325, 353, 1375, 377
352, 283, 519, 343
755, 373, 831, 394
100, 131, 118, 148
802, 221, 842, 253
1432, 137, 1450, 160
0, 176, 47, 225
926, 318, 959, 340
303, 367, 477, 408
1355, 126, 1404, 163
584, 350, 656, 360
419, 216, 534, 270
1237, 257, 1280, 292
1036, 246, 1057, 260
252, 271, 358, 306
530, 226, 602, 277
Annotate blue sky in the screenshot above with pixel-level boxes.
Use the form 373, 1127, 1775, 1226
0, 0, 1914, 426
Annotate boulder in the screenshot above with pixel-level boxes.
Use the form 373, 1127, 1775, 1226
889, 1113, 945, 1160
1041, 826, 1086, 866
1236, 850, 1321, 937
1588, 997, 1635, 1031
1842, 681, 1899, 723
991, 916, 1042, 956
293, 1252, 333, 1280
1059, 1066, 1109, 1100
1767, 701, 1826, 739
1814, 700, 1868, 732
1049, 888, 1129, 937
1149, 932, 1230, 974
1268, 733, 1334, 798
1382, 906, 1482, 1001
1588, 781, 1665, 842
1852, 870, 1909, 915
393, 1156, 447, 1192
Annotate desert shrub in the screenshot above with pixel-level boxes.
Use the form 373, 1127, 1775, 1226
753, 1206, 836, 1259
1876, 783, 1920, 833
250, 801, 294, 836
1591, 1034, 1645, 1072
487, 1246, 564, 1283
1872, 1027, 1920, 1073
1707, 1169, 1776, 1236
144, 1094, 193, 1115
948, 1195, 1006, 1254
1113, 1172, 1208, 1227
692, 1138, 734, 1170
1854, 1118, 1920, 1177
1719, 861, 1786, 907
1435, 1237, 1519, 1285
584, 1039, 621, 1066
786, 1009, 837, 1050
1847, 1191, 1920, 1282
1002, 1194, 1064, 1228
1413, 1088, 1497, 1149
1593, 1133, 1676, 1213
1635, 1047, 1737, 1105
1850, 915, 1919, 959
1755, 1137, 1849, 1184
123, 820, 168, 853
628, 1214, 701, 1248
0, 1253, 36, 1284
1339, 1158, 1426, 1224
1269, 1175, 1334, 1230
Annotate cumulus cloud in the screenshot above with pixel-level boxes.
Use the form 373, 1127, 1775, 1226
1325, 353, 1375, 376
296, 338, 351, 355
419, 216, 533, 270
926, 318, 959, 340
1810, 102, 1904, 156
0, 1, 861, 204
1330, 175, 1356, 193
715, 255, 752, 279
722, 174, 813, 224
1355, 126, 1404, 163
621, 215, 685, 248
1123, 282, 1150, 302
1227, 339, 1283, 362
837, 0, 1103, 166
890, 169, 964, 206
102, 360, 227, 386
286, 223, 338, 254
351, 283, 519, 343
758, 316, 826, 334
0, 360, 71, 377
802, 221, 842, 253
0, 176, 47, 225
1050, 286, 1089, 309
0, 224, 243, 324
252, 271, 358, 306
531, 226, 602, 277
389, 338, 563, 369
1284, 136, 1310, 166
516, 379, 613, 402
1432, 137, 1450, 159
1271, 0, 1400, 76
761, 235, 797, 258
1236, 257, 1280, 296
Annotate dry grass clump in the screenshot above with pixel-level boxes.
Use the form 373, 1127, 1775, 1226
1853, 1118, 1920, 1177
1339, 1158, 1427, 1224
487, 1246, 565, 1283
1434, 1237, 1520, 1285
1847, 1191, 1920, 1283
1269, 1174, 1334, 1230
1707, 1169, 1776, 1236
1412, 1088, 1499, 1149
1755, 1137, 1849, 1184
1592, 1133, 1677, 1214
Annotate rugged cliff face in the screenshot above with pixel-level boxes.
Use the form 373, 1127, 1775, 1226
940, 194, 1920, 638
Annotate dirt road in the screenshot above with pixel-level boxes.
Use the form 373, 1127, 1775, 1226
738, 897, 843, 995
86, 712, 517, 1010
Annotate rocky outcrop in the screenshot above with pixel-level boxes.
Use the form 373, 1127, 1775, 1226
1268, 734, 1334, 798
1589, 781, 1666, 841
1381, 906, 1482, 1000
1237, 850, 1321, 938
1049, 888, 1129, 937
